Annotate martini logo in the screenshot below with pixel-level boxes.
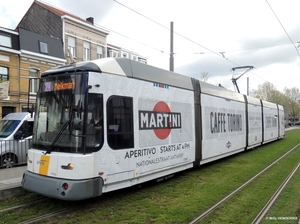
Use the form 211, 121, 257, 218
226, 141, 231, 149
139, 101, 181, 140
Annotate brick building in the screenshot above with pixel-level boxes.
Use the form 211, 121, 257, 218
0, 0, 148, 118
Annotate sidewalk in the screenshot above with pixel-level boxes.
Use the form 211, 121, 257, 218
285, 126, 299, 131
0, 166, 27, 201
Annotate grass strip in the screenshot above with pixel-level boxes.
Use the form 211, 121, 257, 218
200, 140, 300, 223
4, 129, 300, 224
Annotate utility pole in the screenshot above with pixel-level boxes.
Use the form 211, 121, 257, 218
170, 21, 174, 72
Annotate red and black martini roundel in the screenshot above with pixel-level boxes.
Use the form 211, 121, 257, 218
139, 101, 181, 140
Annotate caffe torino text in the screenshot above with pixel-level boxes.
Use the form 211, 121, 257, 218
210, 112, 242, 133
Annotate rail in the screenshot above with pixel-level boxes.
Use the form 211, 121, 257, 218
189, 142, 300, 224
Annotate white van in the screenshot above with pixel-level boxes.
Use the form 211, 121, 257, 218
0, 112, 34, 168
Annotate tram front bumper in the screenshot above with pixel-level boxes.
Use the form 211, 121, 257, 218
21, 170, 103, 201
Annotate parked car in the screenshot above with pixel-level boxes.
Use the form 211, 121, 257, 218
0, 112, 34, 168
294, 121, 300, 125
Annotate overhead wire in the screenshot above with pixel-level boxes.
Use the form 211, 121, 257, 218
112, 0, 241, 66
265, 0, 300, 59
113, 0, 298, 62
97, 24, 170, 55
111, 0, 293, 90
173, 41, 297, 55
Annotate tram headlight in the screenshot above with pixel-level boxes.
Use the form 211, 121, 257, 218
61, 163, 74, 170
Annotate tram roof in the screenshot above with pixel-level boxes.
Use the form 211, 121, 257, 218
42, 57, 246, 101
42, 58, 194, 90
113, 58, 194, 90
199, 81, 245, 102
261, 99, 278, 109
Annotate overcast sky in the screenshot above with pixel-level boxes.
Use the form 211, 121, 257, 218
1, 0, 300, 95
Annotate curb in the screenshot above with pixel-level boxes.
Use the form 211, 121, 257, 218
0, 185, 27, 201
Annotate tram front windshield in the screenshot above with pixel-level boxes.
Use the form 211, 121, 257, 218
32, 73, 103, 154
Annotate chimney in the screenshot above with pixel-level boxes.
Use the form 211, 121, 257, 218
86, 17, 94, 25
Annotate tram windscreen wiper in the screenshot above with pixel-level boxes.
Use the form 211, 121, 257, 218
44, 120, 70, 155
44, 104, 83, 155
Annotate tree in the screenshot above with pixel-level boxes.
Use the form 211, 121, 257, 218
251, 82, 300, 124
251, 82, 278, 102
251, 82, 288, 119
200, 72, 209, 82
283, 87, 300, 123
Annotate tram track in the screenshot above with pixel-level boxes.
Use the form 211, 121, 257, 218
189, 142, 300, 224
1, 195, 97, 224
18, 206, 79, 224
251, 161, 300, 224
0, 197, 72, 224
0, 198, 50, 213
17, 197, 101, 224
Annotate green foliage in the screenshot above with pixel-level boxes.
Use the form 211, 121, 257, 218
252, 82, 300, 121
283, 87, 300, 122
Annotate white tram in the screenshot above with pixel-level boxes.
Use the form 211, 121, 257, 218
21, 58, 285, 200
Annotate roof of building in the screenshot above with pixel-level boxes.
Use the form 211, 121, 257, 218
34, 0, 86, 22
16, 0, 109, 41
19, 28, 64, 59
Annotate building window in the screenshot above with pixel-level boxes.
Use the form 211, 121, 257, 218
83, 41, 90, 60
122, 52, 128, 58
0, 35, 11, 48
39, 41, 48, 54
97, 46, 103, 59
68, 36, 75, 57
29, 68, 39, 94
108, 49, 119, 58
2, 107, 14, 118
0, 66, 8, 83
107, 96, 134, 149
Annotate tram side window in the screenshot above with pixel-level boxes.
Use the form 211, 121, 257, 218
107, 96, 134, 149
